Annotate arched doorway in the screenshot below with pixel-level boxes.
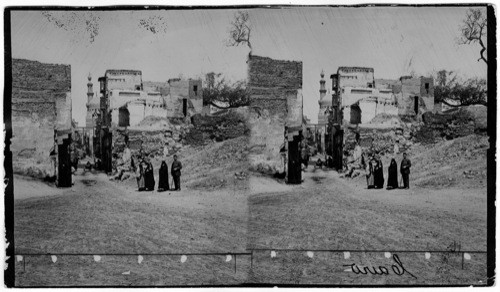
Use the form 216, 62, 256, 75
350, 104, 362, 124
118, 107, 130, 127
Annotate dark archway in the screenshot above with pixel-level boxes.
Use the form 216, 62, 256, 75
414, 96, 419, 115
350, 104, 362, 124
118, 107, 130, 127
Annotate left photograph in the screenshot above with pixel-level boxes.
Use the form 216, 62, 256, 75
7, 9, 252, 286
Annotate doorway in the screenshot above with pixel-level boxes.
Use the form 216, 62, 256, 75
57, 135, 72, 188
287, 134, 302, 184
183, 98, 188, 117
414, 96, 419, 115
350, 104, 362, 124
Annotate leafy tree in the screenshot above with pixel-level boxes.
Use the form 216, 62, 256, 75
434, 70, 486, 106
202, 72, 250, 109
458, 8, 487, 64
450, 78, 487, 106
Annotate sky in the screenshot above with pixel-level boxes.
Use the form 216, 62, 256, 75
10, 6, 487, 125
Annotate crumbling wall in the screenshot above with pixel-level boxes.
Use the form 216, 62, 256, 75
11, 59, 71, 178
247, 55, 303, 173
358, 98, 377, 124
397, 77, 434, 116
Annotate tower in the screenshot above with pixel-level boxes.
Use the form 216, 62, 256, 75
317, 70, 331, 126
319, 70, 326, 101
87, 73, 94, 104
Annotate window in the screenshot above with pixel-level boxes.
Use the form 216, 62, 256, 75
193, 85, 198, 96
425, 83, 430, 94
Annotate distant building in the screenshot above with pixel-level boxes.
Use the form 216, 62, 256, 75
393, 76, 435, 116
326, 67, 434, 125
89, 69, 202, 171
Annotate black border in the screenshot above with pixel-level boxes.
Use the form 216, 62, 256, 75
3, 4, 496, 288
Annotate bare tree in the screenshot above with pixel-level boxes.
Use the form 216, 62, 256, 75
458, 8, 487, 64
41, 11, 101, 44
227, 11, 252, 52
41, 11, 169, 45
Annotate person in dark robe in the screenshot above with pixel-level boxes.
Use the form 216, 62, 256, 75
386, 158, 399, 190
373, 157, 385, 189
157, 161, 170, 192
400, 152, 412, 189
326, 155, 334, 168
366, 158, 375, 189
301, 142, 310, 168
137, 162, 145, 191
171, 155, 183, 191
145, 160, 155, 191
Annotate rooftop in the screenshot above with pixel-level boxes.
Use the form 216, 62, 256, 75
105, 69, 142, 76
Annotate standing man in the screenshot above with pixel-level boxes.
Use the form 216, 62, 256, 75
400, 152, 411, 189
171, 155, 183, 191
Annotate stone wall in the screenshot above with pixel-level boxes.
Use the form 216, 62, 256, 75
247, 55, 303, 174
11, 59, 71, 178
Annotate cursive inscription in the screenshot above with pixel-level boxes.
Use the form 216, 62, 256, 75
343, 254, 417, 279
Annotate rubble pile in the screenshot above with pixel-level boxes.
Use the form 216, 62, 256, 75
187, 108, 249, 145
112, 122, 192, 159
410, 134, 488, 188
181, 135, 250, 190
344, 124, 417, 157
416, 105, 487, 144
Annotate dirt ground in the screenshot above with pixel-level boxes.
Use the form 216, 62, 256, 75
12, 134, 489, 286
246, 134, 488, 285
14, 164, 250, 286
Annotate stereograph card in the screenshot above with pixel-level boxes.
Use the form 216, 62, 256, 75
2, 1, 496, 288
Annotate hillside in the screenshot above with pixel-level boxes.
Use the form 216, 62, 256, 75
410, 134, 488, 189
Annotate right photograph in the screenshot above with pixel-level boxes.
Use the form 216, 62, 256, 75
245, 6, 493, 285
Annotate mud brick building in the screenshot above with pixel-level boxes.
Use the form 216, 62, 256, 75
394, 76, 435, 117
248, 55, 303, 183
11, 59, 72, 186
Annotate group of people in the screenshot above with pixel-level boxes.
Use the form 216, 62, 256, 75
136, 155, 183, 192
364, 152, 412, 190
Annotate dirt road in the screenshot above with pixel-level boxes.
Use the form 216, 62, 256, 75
246, 167, 487, 284
248, 168, 487, 252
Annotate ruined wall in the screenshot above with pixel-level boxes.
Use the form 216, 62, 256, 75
287, 89, 303, 127
247, 55, 302, 173
398, 77, 435, 116
11, 58, 71, 178
341, 88, 374, 107
376, 99, 398, 117
188, 79, 203, 113
167, 79, 203, 116
358, 98, 378, 124
420, 77, 435, 112
143, 81, 169, 94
